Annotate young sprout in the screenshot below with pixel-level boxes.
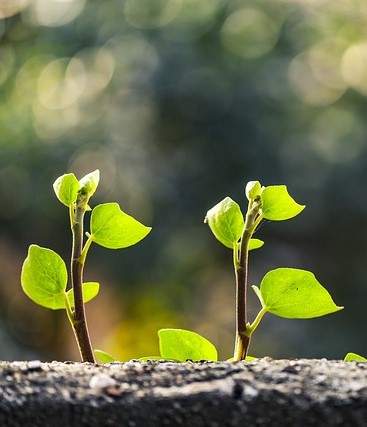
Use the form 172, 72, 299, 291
137, 181, 343, 364
21, 170, 151, 362
205, 181, 343, 361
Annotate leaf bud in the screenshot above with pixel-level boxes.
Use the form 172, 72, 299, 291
77, 169, 100, 204
245, 181, 261, 201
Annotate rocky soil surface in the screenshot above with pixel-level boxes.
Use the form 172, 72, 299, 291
0, 358, 366, 426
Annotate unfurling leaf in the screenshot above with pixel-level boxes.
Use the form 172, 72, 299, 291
78, 169, 100, 199
90, 203, 151, 249
258, 268, 343, 318
53, 173, 80, 207
158, 329, 218, 362
245, 181, 261, 201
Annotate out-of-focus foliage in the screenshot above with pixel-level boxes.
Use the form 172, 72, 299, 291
0, 0, 367, 360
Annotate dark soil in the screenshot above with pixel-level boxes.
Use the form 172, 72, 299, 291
0, 358, 366, 426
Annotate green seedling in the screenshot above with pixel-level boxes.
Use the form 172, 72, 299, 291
150, 328, 218, 362
100, 328, 256, 363
146, 329, 256, 362
98, 329, 219, 363
344, 353, 367, 362
204, 181, 343, 361
21, 170, 151, 363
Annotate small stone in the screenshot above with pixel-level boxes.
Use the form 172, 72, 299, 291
89, 374, 117, 391
28, 360, 43, 370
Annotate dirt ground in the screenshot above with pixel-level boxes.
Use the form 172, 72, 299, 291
0, 358, 366, 426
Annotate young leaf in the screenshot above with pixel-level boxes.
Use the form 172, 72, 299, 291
158, 329, 218, 362
205, 197, 244, 249
53, 173, 80, 207
344, 353, 367, 362
245, 355, 257, 361
258, 268, 343, 318
249, 238, 264, 251
95, 349, 117, 363
78, 169, 100, 199
261, 185, 305, 221
65, 282, 100, 308
90, 202, 151, 249
40, 282, 100, 311
21, 245, 68, 310
245, 181, 261, 201
252, 285, 265, 307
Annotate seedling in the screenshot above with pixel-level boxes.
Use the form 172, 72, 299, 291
143, 329, 218, 362
344, 353, 367, 362
204, 181, 343, 361
21, 170, 151, 363
133, 181, 342, 364
96, 329, 219, 363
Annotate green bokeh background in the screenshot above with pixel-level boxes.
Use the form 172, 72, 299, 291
0, 0, 366, 361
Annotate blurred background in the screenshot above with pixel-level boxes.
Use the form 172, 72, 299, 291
0, 0, 366, 362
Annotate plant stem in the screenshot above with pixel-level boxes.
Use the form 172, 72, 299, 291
70, 204, 95, 363
233, 198, 262, 361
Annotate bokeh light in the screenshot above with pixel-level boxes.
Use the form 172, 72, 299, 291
26, 0, 86, 27
0, 0, 367, 362
0, 0, 30, 19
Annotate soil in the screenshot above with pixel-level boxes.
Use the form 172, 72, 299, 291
0, 358, 366, 426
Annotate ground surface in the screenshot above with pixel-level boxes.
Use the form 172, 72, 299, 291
0, 358, 366, 426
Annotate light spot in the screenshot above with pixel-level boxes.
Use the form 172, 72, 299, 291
26, 0, 86, 27
341, 42, 367, 95
221, 8, 280, 59
124, 0, 182, 29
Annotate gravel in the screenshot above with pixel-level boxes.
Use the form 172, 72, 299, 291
0, 358, 366, 426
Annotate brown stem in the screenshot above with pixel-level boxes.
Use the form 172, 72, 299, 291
233, 198, 261, 361
70, 205, 95, 363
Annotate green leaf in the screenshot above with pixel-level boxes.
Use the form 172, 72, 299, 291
344, 352, 367, 362
90, 202, 152, 249
21, 245, 68, 310
261, 185, 305, 221
65, 282, 100, 308
205, 197, 244, 249
53, 173, 80, 207
259, 268, 343, 318
95, 349, 117, 363
158, 329, 218, 362
245, 355, 257, 361
249, 238, 264, 251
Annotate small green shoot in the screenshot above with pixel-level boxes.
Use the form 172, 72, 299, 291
21, 170, 151, 362
205, 181, 343, 361
344, 353, 367, 362
158, 329, 218, 361
139, 329, 218, 362
95, 349, 117, 363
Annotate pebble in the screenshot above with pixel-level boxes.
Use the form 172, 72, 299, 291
89, 373, 117, 391
28, 360, 43, 370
